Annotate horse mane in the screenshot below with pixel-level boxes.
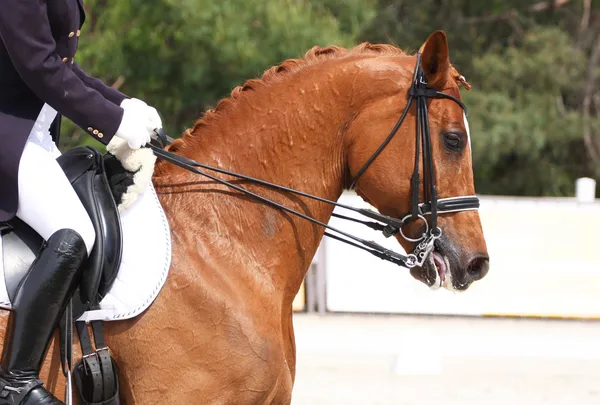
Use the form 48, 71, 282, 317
166, 42, 469, 154
166, 43, 405, 153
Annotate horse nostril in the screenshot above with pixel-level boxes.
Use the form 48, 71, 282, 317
466, 255, 489, 281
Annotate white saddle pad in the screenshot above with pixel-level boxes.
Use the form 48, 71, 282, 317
0, 182, 172, 322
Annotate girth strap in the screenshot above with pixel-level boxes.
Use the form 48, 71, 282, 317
91, 321, 116, 400
76, 322, 103, 404
73, 320, 119, 405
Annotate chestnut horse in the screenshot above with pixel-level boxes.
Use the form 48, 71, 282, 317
1, 30, 489, 404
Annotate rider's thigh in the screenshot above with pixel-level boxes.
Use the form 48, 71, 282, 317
15, 140, 96, 256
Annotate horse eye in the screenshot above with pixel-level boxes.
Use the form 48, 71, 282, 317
443, 132, 463, 151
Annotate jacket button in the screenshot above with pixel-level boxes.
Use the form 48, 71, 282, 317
87, 127, 93, 132
98, 133, 104, 139
76, 30, 81, 37
93, 129, 99, 135
62, 57, 68, 62
68, 32, 75, 38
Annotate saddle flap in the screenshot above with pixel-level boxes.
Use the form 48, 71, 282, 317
56, 146, 123, 313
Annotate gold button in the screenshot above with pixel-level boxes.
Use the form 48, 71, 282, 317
98, 133, 104, 139
68, 32, 75, 38
76, 30, 81, 37
62, 57, 68, 62
87, 127, 93, 132
93, 129, 99, 135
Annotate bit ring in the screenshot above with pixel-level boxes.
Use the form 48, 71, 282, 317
399, 214, 429, 243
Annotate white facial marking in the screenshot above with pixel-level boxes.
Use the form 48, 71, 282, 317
463, 112, 471, 149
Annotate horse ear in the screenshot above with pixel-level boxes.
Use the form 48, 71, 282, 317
418, 30, 451, 89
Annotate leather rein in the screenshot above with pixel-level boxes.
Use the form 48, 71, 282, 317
147, 53, 479, 270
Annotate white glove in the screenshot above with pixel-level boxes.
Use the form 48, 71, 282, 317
146, 106, 162, 136
120, 97, 148, 112
115, 107, 152, 149
121, 98, 163, 138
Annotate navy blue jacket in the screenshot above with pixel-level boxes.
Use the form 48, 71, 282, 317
0, 0, 128, 222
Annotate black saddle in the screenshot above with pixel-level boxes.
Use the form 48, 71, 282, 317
2, 146, 127, 318
0, 145, 135, 405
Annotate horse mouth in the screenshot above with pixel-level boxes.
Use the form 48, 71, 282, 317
409, 246, 454, 291
425, 250, 449, 290
432, 252, 447, 288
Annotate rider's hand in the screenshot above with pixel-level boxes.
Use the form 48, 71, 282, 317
114, 107, 152, 149
121, 98, 163, 137
146, 106, 162, 138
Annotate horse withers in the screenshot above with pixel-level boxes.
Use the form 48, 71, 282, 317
0, 30, 488, 404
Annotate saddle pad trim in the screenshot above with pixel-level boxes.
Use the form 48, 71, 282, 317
0, 183, 172, 322
77, 183, 171, 322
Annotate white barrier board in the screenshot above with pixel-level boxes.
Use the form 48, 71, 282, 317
324, 192, 600, 319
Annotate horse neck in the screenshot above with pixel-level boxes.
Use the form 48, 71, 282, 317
154, 55, 403, 303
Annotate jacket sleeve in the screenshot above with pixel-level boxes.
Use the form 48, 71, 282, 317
0, 0, 123, 145
72, 61, 129, 106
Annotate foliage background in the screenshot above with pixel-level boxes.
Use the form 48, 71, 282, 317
63, 0, 600, 197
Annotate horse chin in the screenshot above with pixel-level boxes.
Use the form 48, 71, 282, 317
409, 254, 441, 290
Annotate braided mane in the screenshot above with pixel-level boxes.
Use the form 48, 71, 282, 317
167, 43, 406, 152
167, 42, 469, 154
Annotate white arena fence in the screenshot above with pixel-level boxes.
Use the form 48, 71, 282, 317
294, 189, 600, 320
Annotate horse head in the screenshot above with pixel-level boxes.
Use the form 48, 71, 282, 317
345, 31, 489, 291
155, 30, 489, 292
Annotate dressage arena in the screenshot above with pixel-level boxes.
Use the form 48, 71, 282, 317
289, 189, 600, 405
290, 314, 600, 405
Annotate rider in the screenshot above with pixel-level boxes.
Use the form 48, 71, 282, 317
0, 1, 158, 404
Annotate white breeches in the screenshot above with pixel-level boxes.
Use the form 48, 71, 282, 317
15, 105, 96, 255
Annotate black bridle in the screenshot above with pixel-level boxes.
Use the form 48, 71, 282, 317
347, 52, 480, 266
147, 52, 479, 270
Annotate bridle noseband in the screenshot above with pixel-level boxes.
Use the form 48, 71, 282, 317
347, 52, 479, 267
147, 53, 479, 270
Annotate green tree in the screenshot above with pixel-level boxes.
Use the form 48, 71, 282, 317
361, 0, 600, 196
62, 0, 600, 198
62, 0, 363, 149
465, 27, 590, 196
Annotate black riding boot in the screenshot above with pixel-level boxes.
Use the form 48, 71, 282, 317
0, 229, 87, 405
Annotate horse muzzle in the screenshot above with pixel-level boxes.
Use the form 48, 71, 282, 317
409, 233, 489, 291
